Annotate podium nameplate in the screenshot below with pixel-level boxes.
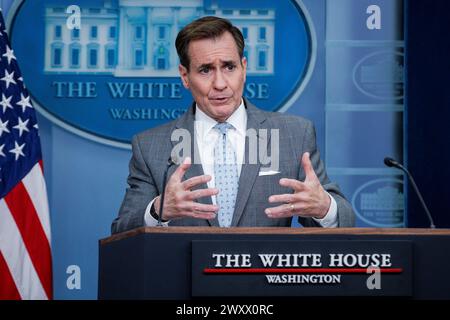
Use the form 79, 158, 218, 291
192, 240, 412, 297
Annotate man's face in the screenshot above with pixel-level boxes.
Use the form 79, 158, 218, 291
179, 31, 247, 122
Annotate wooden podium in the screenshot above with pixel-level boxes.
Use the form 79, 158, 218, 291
98, 227, 450, 299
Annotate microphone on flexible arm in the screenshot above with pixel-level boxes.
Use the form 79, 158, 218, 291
157, 155, 178, 226
384, 157, 436, 228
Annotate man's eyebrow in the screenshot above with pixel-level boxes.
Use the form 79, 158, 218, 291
196, 60, 237, 70
222, 60, 237, 66
198, 63, 213, 69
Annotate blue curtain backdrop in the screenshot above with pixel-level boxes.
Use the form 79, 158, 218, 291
406, 1, 450, 228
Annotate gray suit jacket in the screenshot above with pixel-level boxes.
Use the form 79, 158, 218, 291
112, 100, 355, 234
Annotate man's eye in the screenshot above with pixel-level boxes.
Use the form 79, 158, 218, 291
226, 64, 236, 71
199, 67, 210, 74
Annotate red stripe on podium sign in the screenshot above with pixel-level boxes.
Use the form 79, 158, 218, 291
203, 268, 403, 274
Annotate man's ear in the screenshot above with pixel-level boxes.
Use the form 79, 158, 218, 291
179, 64, 190, 89
241, 56, 247, 83
241, 56, 247, 69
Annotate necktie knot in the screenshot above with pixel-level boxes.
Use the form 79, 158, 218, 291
214, 122, 233, 135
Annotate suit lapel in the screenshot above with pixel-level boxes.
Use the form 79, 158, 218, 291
231, 101, 269, 227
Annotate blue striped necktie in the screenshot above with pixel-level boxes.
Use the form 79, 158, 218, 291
213, 122, 239, 227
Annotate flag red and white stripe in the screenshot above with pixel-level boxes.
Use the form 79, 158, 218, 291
0, 163, 52, 299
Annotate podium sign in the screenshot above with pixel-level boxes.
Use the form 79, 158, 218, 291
192, 240, 412, 297
99, 227, 450, 299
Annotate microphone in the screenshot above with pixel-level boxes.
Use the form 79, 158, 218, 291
157, 155, 177, 226
384, 157, 436, 228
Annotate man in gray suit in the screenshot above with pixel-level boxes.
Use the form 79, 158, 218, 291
112, 16, 355, 234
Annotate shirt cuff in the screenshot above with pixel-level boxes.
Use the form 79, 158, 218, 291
144, 197, 170, 227
312, 193, 338, 228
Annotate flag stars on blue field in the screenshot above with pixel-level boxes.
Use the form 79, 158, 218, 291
8, 141, 25, 160
0, 118, 9, 136
1, 69, 16, 88
0, 24, 38, 169
0, 93, 13, 112
2, 45, 16, 64
17, 93, 33, 112
0, 13, 38, 187
13, 117, 29, 137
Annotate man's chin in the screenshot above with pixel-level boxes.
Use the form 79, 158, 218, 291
210, 110, 233, 122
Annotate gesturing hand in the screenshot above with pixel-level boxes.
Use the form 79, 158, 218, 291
154, 157, 219, 221
265, 152, 331, 219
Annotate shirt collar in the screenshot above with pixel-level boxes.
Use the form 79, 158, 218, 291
195, 99, 247, 139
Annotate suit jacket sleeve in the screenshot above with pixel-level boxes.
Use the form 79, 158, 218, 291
297, 120, 355, 227
111, 134, 158, 234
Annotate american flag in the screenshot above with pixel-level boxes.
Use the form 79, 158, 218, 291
0, 10, 52, 299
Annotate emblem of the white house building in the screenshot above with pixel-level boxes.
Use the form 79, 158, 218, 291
44, 0, 275, 77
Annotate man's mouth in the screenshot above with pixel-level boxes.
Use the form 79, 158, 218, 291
210, 96, 230, 104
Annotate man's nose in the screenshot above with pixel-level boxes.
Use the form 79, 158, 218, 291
213, 71, 227, 90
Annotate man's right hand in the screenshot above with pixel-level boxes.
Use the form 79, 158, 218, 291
154, 157, 219, 221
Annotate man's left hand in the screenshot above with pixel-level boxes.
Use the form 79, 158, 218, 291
265, 152, 331, 219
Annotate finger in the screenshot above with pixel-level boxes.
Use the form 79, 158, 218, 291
186, 188, 219, 201
185, 211, 217, 220
268, 193, 296, 204
264, 203, 297, 218
301, 152, 316, 181
189, 202, 219, 213
171, 156, 192, 182
176, 200, 219, 213
279, 178, 306, 192
182, 175, 212, 190
172, 207, 217, 220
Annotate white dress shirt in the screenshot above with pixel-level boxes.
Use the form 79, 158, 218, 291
144, 101, 338, 227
